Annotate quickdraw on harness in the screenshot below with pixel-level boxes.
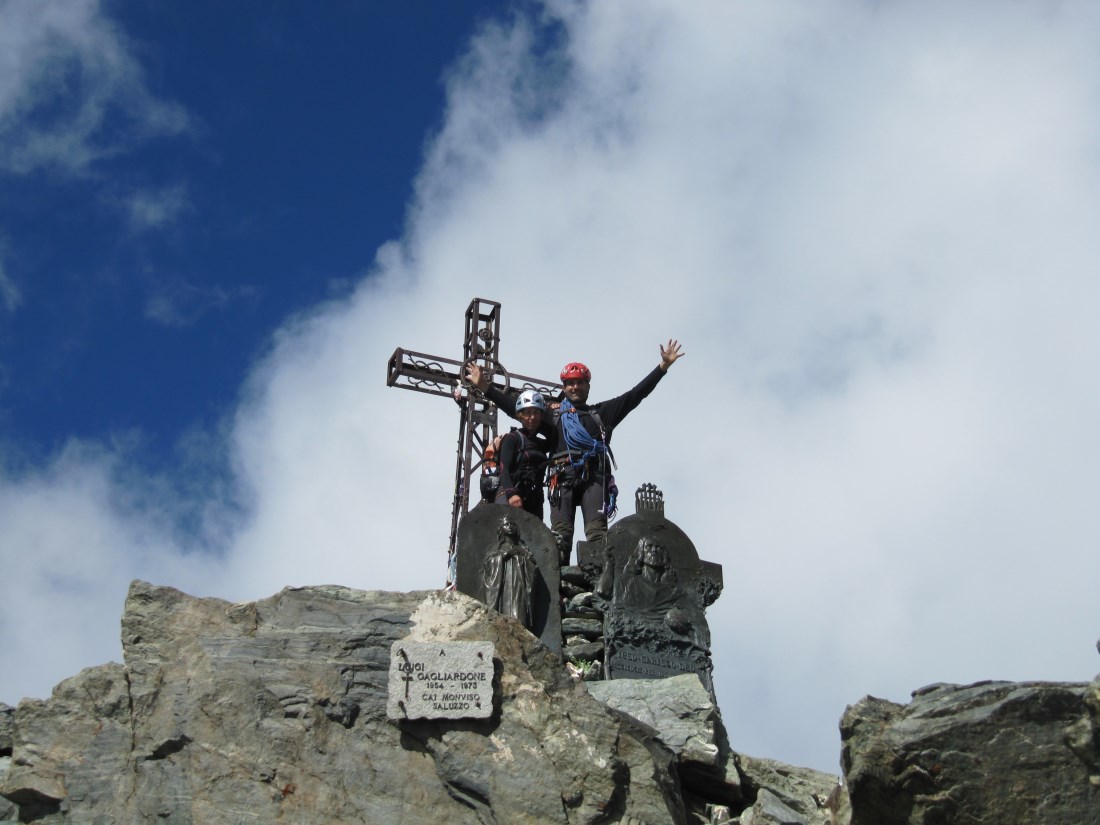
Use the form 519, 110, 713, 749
557, 398, 618, 520
604, 477, 619, 521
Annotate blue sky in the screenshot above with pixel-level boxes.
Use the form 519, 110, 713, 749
3, 0, 1100, 776
1, 1, 514, 465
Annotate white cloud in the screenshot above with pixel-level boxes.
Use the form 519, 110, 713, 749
0, 0, 188, 174
121, 183, 191, 231
2, 0, 1100, 774
0, 440, 225, 698
143, 278, 257, 328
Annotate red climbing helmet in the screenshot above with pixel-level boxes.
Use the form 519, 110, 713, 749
560, 362, 591, 382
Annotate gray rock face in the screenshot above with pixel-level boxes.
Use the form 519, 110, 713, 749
841, 678, 1100, 825
584, 677, 846, 824
735, 755, 844, 825
739, 788, 808, 825
588, 674, 740, 804
26, 581, 1094, 825
1, 581, 687, 824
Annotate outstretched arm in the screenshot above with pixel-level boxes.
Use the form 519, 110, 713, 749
659, 339, 684, 372
593, 339, 684, 429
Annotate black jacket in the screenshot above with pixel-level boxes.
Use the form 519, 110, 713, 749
497, 427, 550, 500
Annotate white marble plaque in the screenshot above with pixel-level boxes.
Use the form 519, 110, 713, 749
387, 641, 495, 720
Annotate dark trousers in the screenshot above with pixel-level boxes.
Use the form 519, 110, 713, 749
549, 478, 608, 564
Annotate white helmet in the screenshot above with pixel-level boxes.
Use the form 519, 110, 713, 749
515, 389, 547, 412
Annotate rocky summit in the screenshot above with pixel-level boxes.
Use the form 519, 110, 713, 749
1, 581, 1098, 824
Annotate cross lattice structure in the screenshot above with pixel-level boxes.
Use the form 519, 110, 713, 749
386, 297, 561, 584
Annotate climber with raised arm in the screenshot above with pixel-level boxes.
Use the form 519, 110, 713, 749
467, 339, 684, 564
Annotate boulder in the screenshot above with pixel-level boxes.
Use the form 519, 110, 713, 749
585, 677, 730, 783
735, 755, 845, 825
586, 676, 848, 823
739, 788, 808, 825
840, 678, 1099, 825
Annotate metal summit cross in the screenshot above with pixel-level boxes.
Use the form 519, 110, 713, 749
386, 298, 561, 583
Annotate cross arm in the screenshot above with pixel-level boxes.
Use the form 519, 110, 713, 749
387, 347, 562, 401
386, 348, 466, 398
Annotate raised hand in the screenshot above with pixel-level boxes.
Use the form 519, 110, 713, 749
659, 339, 684, 371
465, 362, 489, 389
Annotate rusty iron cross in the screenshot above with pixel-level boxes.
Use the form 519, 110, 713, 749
386, 298, 560, 584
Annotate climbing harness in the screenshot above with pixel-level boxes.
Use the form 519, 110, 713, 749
555, 399, 619, 522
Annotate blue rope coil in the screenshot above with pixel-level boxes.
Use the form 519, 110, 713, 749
559, 398, 610, 476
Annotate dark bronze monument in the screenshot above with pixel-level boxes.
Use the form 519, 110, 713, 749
481, 517, 538, 626
455, 505, 562, 654
584, 484, 723, 694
